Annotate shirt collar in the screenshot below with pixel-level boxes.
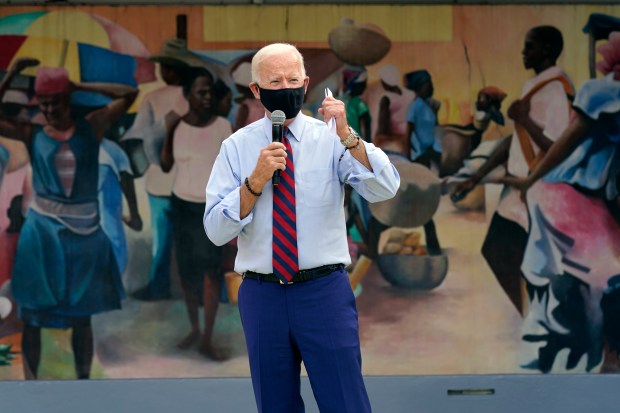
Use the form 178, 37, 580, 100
261, 112, 305, 142
285, 113, 304, 141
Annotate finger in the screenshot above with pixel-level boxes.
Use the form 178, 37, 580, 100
266, 142, 286, 151
271, 151, 286, 161
321, 97, 340, 112
270, 156, 287, 171
259, 148, 284, 166
323, 99, 343, 113
266, 148, 287, 158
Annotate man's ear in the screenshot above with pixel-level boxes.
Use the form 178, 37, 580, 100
249, 82, 261, 100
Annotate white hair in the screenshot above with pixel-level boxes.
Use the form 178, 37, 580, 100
251, 43, 306, 85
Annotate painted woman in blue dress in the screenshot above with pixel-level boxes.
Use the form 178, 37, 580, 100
502, 32, 620, 373
0, 58, 138, 379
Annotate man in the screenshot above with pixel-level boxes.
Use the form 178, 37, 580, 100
204, 43, 400, 413
123, 39, 205, 301
454, 26, 574, 315
363, 63, 415, 154
404, 69, 442, 255
501, 31, 620, 372
405, 69, 440, 167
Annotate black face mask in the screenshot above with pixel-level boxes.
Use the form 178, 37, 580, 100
258, 86, 305, 119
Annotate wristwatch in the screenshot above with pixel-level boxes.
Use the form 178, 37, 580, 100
340, 126, 360, 147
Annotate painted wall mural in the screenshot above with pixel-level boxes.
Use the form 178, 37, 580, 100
0, 4, 619, 381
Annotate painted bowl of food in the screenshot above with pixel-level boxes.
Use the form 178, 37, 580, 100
376, 253, 448, 290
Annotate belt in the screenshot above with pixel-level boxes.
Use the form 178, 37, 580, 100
243, 264, 344, 285
32, 196, 100, 235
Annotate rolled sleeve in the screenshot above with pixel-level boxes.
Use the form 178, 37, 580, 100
339, 140, 400, 202
203, 145, 253, 246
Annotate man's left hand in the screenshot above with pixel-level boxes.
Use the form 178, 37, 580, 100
500, 175, 532, 202
507, 99, 530, 123
318, 96, 350, 141
123, 213, 143, 231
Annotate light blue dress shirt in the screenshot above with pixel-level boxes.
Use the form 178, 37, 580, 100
204, 113, 400, 274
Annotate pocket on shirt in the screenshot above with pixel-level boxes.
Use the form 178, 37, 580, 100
299, 168, 340, 207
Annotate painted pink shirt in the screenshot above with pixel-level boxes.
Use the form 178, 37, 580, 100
499, 66, 573, 229
507, 66, 573, 178
172, 116, 232, 203
364, 82, 416, 138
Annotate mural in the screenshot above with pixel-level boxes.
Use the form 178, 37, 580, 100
0, 4, 619, 381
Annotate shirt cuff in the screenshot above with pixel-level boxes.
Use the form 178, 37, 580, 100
348, 141, 392, 180
221, 186, 254, 226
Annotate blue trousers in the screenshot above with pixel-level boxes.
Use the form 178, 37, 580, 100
238, 269, 372, 413
147, 194, 173, 296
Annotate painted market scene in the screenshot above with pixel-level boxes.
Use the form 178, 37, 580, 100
1, 3, 620, 383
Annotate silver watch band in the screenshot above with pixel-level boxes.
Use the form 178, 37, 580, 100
340, 127, 359, 147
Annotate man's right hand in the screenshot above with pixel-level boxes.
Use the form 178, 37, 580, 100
123, 213, 143, 231
452, 178, 476, 202
250, 142, 288, 189
507, 98, 530, 123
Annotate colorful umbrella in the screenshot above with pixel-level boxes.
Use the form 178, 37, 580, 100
0, 10, 155, 91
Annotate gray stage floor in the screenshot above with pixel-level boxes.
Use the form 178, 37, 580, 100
1, 374, 617, 413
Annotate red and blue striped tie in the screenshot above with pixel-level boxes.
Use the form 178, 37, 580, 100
273, 131, 299, 283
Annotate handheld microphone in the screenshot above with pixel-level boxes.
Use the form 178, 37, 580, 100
271, 110, 286, 186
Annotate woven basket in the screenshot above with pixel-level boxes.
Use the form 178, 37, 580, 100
328, 20, 391, 66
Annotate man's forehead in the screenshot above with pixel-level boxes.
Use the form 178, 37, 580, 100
261, 55, 302, 74
262, 70, 303, 80
524, 31, 540, 44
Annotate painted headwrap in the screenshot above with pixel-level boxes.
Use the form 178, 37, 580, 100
404, 70, 431, 92
34, 67, 70, 96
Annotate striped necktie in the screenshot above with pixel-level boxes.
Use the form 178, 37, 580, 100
272, 130, 299, 283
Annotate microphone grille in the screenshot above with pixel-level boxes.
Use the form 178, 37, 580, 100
271, 110, 286, 125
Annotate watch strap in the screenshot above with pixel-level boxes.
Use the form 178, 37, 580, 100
340, 127, 360, 147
